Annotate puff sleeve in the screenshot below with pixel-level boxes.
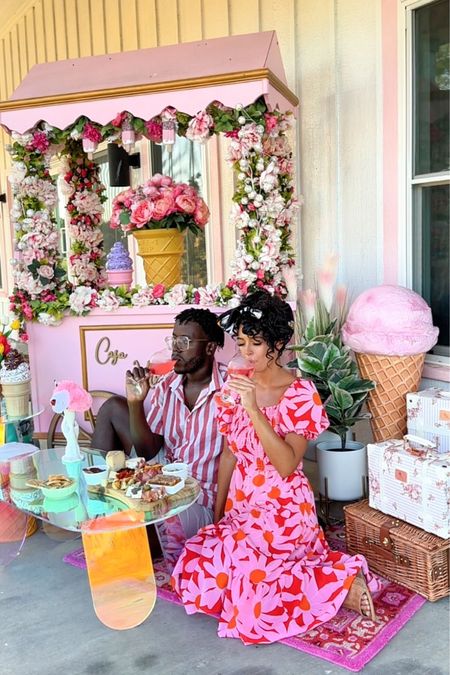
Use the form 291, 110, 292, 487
277, 379, 329, 440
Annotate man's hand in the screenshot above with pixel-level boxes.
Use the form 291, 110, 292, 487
126, 360, 150, 403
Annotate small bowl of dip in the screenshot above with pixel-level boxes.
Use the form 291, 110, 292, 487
162, 462, 189, 481
82, 465, 108, 486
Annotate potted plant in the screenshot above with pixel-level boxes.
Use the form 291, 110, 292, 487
110, 173, 209, 287
290, 256, 375, 500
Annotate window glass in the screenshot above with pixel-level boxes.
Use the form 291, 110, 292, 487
413, 184, 449, 356
97, 153, 130, 254
160, 137, 208, 287
97, 138, 208, 287
412, 0, 450, 357
414, 0, 449, 175
159, 136, 207, 286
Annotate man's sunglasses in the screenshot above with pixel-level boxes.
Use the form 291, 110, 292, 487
165, 335, 210, 352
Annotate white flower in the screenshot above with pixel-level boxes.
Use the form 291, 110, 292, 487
11, 132, 32, 146
38, 312, 62, 326
97, 289, 121, 311
164, 284, 188, 306
9, 161, 27, 186
69, 286, 98, 314
131, 288, 153, 307
196, 285, 217, 306
228, 296, 241, 308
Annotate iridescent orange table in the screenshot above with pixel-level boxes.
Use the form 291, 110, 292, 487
0, 445, 200, 630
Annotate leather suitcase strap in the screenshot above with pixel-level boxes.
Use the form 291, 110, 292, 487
363, 518, 412, 567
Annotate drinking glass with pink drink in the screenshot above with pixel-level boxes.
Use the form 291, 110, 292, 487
148, 348, 176, 376
215, 354, 255, 406
130, 349, 175, 396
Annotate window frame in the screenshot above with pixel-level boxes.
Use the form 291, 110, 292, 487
399, 0, 450, 369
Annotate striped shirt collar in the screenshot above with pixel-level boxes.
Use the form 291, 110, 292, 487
169, 359, 225, 411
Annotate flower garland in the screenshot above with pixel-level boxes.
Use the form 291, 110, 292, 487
61, 139, 107, 288
7, 100, 298, 328
223, 105, 296, 299
8, 126, 68, 339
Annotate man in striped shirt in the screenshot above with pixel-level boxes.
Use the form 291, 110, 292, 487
93, 308, 226, 550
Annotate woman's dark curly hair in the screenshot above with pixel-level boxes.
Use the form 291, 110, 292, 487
219, 290, 294, 364
176, 308, 225, 348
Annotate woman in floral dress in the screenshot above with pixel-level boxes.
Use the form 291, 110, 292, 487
172, 291, 377, 645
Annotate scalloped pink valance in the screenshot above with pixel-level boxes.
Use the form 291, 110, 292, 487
0, 31, 298, 134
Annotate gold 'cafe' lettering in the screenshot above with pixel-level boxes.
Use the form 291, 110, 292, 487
95, 336, 128, 366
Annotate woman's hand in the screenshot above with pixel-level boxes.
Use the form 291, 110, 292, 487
125, 360, 150, 403
227, 375, 258, 412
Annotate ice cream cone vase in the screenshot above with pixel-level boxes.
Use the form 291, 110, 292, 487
132, 228, 185, 287
1, 380, 31, 418
355, 352, 425, 442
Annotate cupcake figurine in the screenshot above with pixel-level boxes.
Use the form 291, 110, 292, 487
106, 242, 133, 290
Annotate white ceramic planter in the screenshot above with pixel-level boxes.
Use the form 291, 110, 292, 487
304, 430, 352, 462
316, 440, 368, 501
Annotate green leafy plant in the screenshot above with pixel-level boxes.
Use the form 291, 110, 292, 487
290, 256, 375, 450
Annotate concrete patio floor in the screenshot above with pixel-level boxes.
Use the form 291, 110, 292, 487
1, 524, 449, 675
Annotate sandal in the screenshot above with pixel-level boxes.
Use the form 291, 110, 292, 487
343, 573, 376, 621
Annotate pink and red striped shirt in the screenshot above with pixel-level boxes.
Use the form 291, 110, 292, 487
146, 360, 226, 510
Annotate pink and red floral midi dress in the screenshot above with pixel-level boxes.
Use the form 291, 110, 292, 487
171, 379, 379, 645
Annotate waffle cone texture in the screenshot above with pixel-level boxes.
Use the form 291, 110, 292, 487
355, 352, 425, 442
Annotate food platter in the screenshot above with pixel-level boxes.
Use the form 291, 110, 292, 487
87, 475, 200, 515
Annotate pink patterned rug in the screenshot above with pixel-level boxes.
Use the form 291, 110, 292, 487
63, 526, 426, 672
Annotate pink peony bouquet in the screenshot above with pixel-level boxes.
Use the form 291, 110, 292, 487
110, 173, 209, 236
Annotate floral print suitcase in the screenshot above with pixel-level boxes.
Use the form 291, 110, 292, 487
367, 436, 450, 539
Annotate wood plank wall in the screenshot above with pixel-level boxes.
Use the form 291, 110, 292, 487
0, 0, 381, 298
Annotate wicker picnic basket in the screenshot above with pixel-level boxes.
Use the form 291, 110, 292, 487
344, 500, 449, 601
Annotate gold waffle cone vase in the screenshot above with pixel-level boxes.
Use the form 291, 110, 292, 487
1, 380, 31, 418
132, 228, 185, 287
355, 352, 425, 442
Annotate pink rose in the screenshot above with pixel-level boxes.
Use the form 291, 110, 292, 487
264, 113, 278, 134
145, 120, 163, 143
152, 283, 165, 299
185, 111, 214, 143
82, 123, 102, 143
194, 199, 210, 227
175, 194, 196, 214
39, 265, 54, 279
111, 112, 127, 128
130, 200, 153, 227
152, 194, 175, 221
115, 189, 134, 205
109, 211, 121, 229
142, 184, 159, 198
150, 173, 173, 188
172, 184, 188, 198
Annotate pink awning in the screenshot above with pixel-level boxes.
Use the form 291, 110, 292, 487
0, 31, 298, 134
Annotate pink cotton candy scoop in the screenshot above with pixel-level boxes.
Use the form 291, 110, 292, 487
341, 285, 439, 356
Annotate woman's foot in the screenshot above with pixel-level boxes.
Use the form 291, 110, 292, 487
343, 571, 376, 620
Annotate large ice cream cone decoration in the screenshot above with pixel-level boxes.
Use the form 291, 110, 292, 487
355, 352, 425, 441
342, 285, 439, 442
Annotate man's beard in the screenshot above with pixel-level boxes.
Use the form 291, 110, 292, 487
173, 355, 205, 374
